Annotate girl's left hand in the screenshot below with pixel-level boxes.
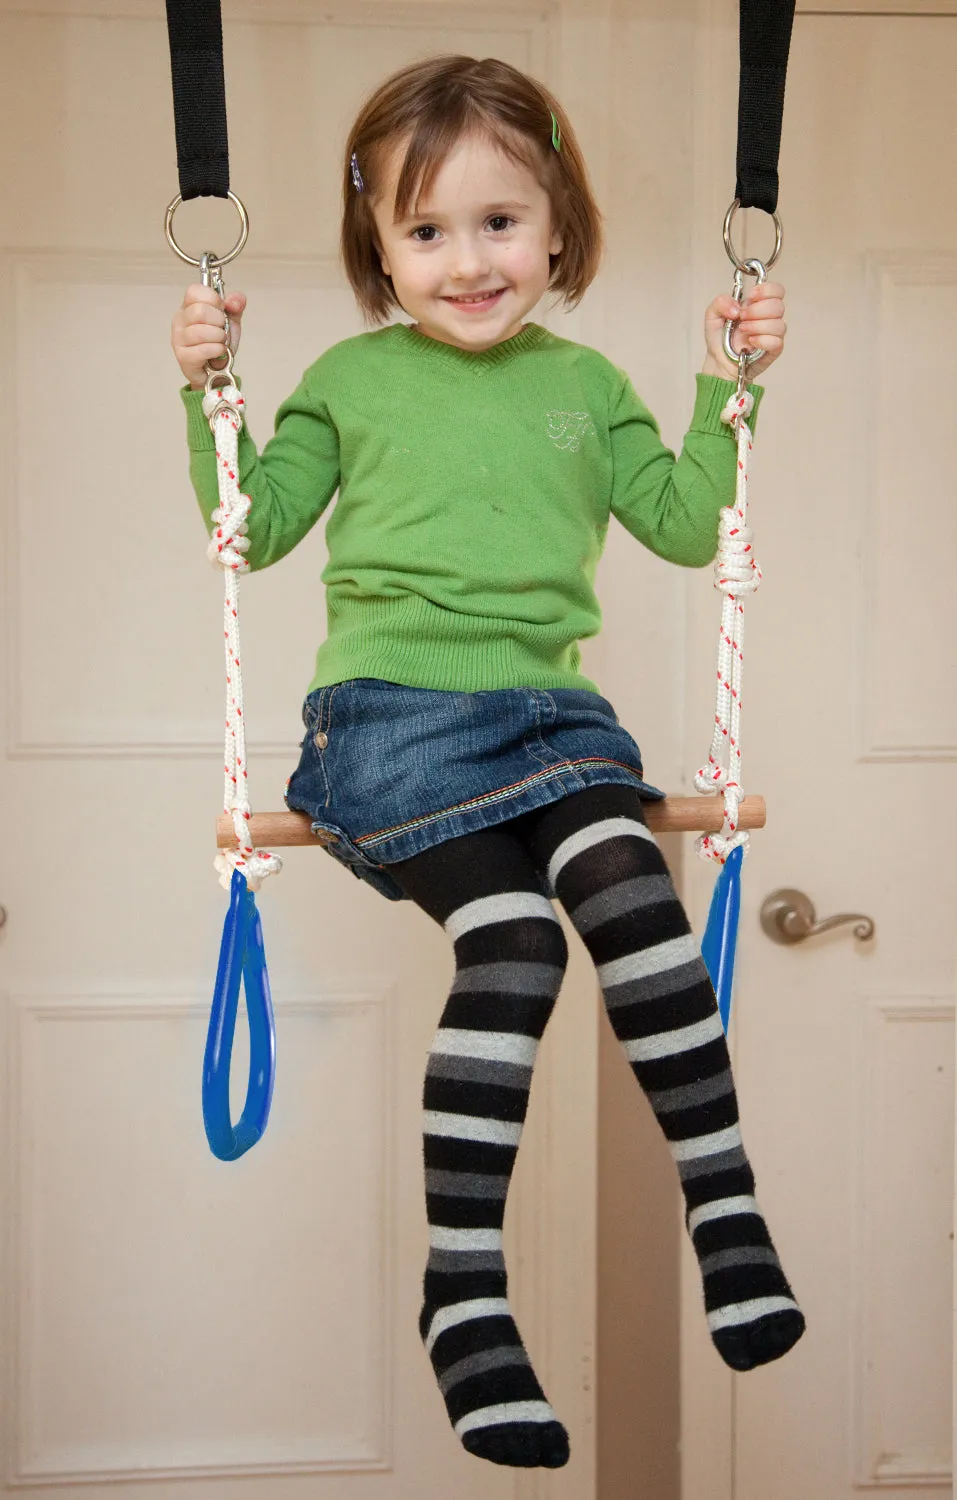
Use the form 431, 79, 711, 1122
701, 280, 786, 382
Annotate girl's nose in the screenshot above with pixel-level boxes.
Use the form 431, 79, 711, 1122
449, 235, 491, 280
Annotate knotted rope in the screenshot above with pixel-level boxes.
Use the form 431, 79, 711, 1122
695, 387, 761, 864
202, 384, 282, 892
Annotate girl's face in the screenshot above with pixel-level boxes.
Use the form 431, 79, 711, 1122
370, 132, 563, 352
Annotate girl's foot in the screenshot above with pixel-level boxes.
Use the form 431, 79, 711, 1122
685, 1191, 805, 1369
421, 1283, 569, 1467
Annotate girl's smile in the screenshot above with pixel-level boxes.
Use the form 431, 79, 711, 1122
442, 287, 508, 310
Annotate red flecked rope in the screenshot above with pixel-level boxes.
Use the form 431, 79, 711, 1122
694, 388, 761, 865
202, 383, 282, 892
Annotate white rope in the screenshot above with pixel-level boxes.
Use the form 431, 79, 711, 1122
694, 388, 761, 865
202, 384, 282, 893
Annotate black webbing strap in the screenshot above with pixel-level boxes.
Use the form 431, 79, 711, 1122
736, 0, 796, 214
165, 0, 229, 200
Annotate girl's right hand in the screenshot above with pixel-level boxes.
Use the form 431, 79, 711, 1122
171, 285, 247, 390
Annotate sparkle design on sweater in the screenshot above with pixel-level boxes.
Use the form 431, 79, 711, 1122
546, 410, 595, 451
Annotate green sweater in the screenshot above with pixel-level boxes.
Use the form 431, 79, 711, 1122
182, 321, 761, 696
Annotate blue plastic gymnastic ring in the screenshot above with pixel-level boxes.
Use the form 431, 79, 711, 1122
701, 843, 744, 1035
203, 868, 276, 1160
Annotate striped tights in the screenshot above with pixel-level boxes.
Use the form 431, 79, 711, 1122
390, 782, 804, 1469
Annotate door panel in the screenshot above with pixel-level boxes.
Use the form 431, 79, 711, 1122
681, 7, 957, 1496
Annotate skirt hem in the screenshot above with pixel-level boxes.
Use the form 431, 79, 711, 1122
287, 759, 665, 903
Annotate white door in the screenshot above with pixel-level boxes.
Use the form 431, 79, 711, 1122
0, 4, 641, 1496
680, 3, 957, 1495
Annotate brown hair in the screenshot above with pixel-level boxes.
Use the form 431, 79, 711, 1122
340, 55, 604, 324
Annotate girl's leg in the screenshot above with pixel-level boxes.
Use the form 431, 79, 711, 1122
389, 824, 571, 1469
515, 782, 805, 1371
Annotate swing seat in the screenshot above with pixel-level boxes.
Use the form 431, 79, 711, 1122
215, 795, 765, 849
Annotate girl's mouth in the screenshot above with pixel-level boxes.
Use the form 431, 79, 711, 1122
443, 289, 507, 311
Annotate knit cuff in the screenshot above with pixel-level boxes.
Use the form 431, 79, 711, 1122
691, 373, 764, 436
181, 377, 244, 451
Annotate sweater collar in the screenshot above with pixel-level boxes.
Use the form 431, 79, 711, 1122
388, 320, 551, 369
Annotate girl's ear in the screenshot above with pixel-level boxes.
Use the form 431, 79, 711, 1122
549, 228, 564, 256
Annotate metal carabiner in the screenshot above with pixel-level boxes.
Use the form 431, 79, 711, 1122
723, 258, 772, 381
198, 251, 236, 395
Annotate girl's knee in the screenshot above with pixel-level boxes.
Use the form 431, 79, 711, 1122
447, 902, 568, 989
500, 909, 568, 971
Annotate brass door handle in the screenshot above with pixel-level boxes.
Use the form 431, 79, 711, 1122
760, 889, 875, 945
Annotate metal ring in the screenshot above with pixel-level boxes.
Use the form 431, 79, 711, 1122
206, 396, 243, 432
164, 190, 249, 270
205, 367, 238, 396
723, 199, 782, 275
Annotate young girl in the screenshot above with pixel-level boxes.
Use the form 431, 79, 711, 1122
172, 54, 803, 1472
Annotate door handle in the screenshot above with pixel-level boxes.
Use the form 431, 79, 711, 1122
759, 889, 875, 945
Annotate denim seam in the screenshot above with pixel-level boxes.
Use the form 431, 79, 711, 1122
352, 756, 648, 849
521, 689, 584, 792
545, 689, 589, 791
521, 690, 548, 770
313, 684, 338, 808
312, 821, 373, 865
322, 682, 342, 733
523, 690, 568, 772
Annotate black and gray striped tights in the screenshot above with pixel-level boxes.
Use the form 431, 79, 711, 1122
389, 782, 804, 1470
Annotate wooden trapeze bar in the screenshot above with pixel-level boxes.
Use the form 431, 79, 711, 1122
216, 796, 766, 849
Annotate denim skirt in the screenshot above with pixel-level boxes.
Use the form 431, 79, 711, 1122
282, 677, 665, 903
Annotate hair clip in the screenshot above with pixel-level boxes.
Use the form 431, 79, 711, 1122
550, 111, 561, 153
350, 151, 364, 192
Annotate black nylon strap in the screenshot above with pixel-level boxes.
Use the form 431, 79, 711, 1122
166, 0, 229, 200
736, 0, 796, 213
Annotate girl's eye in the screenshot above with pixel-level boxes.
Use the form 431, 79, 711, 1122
410, 217, 514, 242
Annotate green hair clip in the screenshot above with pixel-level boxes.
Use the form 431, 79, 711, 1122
550, 110, 561, 152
